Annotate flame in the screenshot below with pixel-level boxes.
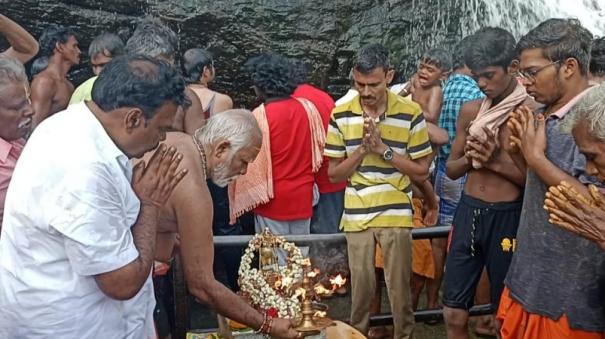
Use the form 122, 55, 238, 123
313, 283, 333, 296
307, 268, 320, 278
301, 258, 312, 266
329, 274, 347, 289
314, 311, 327, 318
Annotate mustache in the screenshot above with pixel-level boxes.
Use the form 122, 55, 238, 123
18, 117, 32, 129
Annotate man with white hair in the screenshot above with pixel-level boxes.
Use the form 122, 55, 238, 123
0, 56, 33, 229
544, 84, 605, 251
148, 110, 300, 339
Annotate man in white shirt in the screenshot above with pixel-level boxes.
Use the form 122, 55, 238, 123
0, 54, 189, 338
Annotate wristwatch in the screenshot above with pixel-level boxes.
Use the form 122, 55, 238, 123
382, 146, 394, 161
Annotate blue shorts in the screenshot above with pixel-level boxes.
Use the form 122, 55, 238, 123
434, 158, 465, 226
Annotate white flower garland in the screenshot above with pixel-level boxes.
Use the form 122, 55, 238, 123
238, 232, 305, 318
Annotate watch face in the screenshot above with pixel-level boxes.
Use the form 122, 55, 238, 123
383, 148, 393, 160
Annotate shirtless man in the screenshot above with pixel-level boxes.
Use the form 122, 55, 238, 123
443, 27, 528, 339
183, 48, 233, 118
0, 14, 39, 64
30, 24, 80, 129
148, 110, 300, 339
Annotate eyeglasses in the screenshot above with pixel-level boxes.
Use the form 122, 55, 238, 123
516, 60, 562, 82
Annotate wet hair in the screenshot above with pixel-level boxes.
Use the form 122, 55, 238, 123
464, 27, 516, 71
561, 85, 605, 141
182, 48, 213, 83
125, 18, 177, 61
420, 48, 452, 72
516, 18, 593, 75
353, 43, 391, 74
88, 32, 125, 59
92, 55, 190, 120
0, 56, 27, 89
290, 58, 310, 86
30, 56, 49, 77
243, 52, 297, 98
38, 24, 76, 57
452, 35, 475, 71
590, 37, 605, 77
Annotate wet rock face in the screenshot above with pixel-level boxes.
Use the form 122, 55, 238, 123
2, 0, 472, 107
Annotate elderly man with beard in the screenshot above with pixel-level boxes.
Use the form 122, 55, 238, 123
0, 56, 34, 229
148, 110, 300, 339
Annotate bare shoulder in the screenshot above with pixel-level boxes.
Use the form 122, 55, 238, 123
31, 72, 57, 89
458, 99, 483, 123
217, 92, 233, 109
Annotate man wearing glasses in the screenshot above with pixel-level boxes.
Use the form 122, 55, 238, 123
499, 18, 605, 338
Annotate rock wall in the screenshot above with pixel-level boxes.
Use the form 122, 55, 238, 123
2, 0, 478, 107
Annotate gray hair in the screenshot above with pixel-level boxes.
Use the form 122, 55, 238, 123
195, 109, 262, 153
89, 32, 125, 59
561, 85, 605, 141
0, 56, 27, 89
125, 18, 177, 60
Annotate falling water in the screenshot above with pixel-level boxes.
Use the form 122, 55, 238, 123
465, 0, 605, 37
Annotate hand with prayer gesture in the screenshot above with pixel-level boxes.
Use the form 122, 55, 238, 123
363, 116, 388, 155
544, 181, 605, 251
507, 105, 546, 166
132, 144, 188, 209
465, 126, 499, 167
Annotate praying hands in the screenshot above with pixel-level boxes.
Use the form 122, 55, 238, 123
544, 181, 605, 251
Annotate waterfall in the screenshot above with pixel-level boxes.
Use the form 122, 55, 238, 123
464, 0, 605, 38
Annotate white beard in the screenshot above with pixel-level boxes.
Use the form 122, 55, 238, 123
211, 160, 239, 187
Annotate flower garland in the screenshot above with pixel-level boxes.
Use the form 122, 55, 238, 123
238, 231, 305, 318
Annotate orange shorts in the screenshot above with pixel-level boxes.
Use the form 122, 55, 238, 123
497, 287, 605, 339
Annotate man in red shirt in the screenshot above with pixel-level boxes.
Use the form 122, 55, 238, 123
243, 53, 322, 251
293, 82, 347, 233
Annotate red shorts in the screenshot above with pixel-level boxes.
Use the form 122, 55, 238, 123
497, 287, 605, 339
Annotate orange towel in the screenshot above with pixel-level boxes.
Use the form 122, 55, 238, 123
468, 83, 527, 169
228, 98, 325, 224
497, 287, 605, 339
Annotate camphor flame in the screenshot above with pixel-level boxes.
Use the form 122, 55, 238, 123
313, 283, 333, 296
329, 274, 347, 290
301, 258, 312, 267
314, 311, 327, 318
307, 268, 320, 278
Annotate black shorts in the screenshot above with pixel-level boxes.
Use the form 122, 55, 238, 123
442, 193, 521, 311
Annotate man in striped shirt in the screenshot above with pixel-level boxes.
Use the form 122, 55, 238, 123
325, 43, 432, 339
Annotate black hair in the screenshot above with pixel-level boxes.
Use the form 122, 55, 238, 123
30, 56, 49, 78
464, 27, 516, 71
452, 35, 474, 71
353, 43, 391, 74
182, 48, 213, 83
38, 24, 76, 57
92, 55, 190, 120
420, 48, 452, 71
243, 52, 298, 98
590, 37, 605, 77
88, 32, 125, 59
516, 18, 593, 75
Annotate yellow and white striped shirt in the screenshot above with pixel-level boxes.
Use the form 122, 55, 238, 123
325, 91, 432, 232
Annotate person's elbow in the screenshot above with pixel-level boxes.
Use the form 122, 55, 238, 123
445, 161, 463, 180
187, 274, 215, 305
97, 281, 143, 301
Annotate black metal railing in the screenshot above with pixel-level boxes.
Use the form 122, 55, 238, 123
172, 225, 493, 338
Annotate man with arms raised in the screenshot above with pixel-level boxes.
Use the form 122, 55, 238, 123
443, 27, 527, 339
0, 13, 38, 64
0, 55, 188, 338
30, 24, 80, 128
151, 111, 300, 338
501, 18, 604, 337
